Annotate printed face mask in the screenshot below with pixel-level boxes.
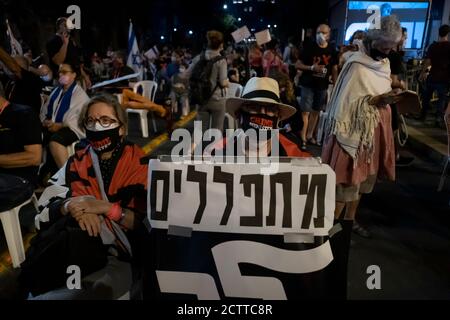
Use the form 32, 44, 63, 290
86, 124, 122, 153
240, 111, 278, 141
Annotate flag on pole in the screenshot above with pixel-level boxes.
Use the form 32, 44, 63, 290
127, 20, 143, 81
6, 19, 23, 56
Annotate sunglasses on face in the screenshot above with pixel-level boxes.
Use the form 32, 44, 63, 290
241, 104, 280, 117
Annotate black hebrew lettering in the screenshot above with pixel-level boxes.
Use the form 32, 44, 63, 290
213, 166, 234, 225
174, 170, 182, 193
150, 170, 170, 221
187, 165, 207, 224
300, 174, 327, 229
267, 172, 293, 228
313, 175, 327, 228
239, 174, 264, 227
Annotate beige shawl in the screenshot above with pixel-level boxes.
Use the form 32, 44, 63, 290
325, 51, 392, 161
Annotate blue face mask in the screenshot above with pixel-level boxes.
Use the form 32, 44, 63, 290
40, 74, 52, 82
316, 32, 327, 46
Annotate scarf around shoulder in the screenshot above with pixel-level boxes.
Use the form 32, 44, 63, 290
66, 141, 148, 214
46, 82, 77, 122
325, 50, 392, 161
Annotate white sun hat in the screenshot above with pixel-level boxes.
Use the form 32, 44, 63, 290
226, 77, 297, 121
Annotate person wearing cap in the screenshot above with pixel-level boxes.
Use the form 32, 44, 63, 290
222, 77, 310, 157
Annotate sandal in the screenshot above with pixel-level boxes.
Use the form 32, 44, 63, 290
307, 137, 318, 145
300, 140, 307, 151
352, 221, 371, 238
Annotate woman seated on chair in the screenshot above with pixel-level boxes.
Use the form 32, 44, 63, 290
40, 63, 89, 172
22, 94, 148, 299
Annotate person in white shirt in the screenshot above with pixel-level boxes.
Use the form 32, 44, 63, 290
40, 63, 89, 169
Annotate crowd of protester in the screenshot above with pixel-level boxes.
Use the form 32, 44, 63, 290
0, 14, 449, 299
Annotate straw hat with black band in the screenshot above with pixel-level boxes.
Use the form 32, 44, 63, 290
226, 77, 297, 121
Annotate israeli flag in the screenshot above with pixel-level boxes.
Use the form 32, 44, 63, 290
6, 19, 23, 56
127, 20, 143, 81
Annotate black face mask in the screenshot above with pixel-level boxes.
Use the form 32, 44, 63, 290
86, 127, 122, 153
369, 48, 389, 61
240, 111, 278, 141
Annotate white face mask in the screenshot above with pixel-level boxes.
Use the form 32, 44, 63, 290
352, 39, 364, 51
179, 67, 186, 73
316, 32, 327, 46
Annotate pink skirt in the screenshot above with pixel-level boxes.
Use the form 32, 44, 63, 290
321, 106, 396, 186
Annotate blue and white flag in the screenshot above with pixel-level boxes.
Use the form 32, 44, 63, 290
127, 20, 143, 81
6, 19, 23, 56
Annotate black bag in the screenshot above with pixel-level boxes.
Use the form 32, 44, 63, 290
18, 215, 108, 297
0, 173, 34, 212
189, 52, 225, 106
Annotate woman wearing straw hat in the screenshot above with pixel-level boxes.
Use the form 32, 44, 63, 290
222, 77, 310, 158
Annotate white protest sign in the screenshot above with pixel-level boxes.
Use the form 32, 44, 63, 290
231, 26, 251, 43
147, 159, 335, 236
254, 29, 271, 46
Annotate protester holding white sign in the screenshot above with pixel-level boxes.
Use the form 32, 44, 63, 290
147, 158, 342, 299
221, 77, 309, 158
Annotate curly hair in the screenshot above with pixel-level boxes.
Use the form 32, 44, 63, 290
267, 70, 295, 104
366, 15, 402, 46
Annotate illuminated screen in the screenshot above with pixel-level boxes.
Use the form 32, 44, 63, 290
345, 1, 430, 49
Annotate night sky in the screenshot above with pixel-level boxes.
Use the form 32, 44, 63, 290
0, 0, 330, 56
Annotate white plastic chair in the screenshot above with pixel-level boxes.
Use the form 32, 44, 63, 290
226, 83, 243, 98
67, 141, 77, 157
437, 112, 450, 191
0, 195, 38, 268
209, 83, 242, 130
126, 81, 158, 138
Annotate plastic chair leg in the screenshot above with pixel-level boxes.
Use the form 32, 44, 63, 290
0, 206, 26, 268
225, 113, 234, 130
438, 158, 449, 192
151, 113, 158, 133
140, 114, 149, 138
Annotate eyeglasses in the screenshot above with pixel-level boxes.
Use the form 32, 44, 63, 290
84, 116, 120, 129
59, 70, 74, 75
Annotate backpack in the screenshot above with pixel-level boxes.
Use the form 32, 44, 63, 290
18, 215, 108, 297
0, 173, 34, 212
189, 52, 225, 106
